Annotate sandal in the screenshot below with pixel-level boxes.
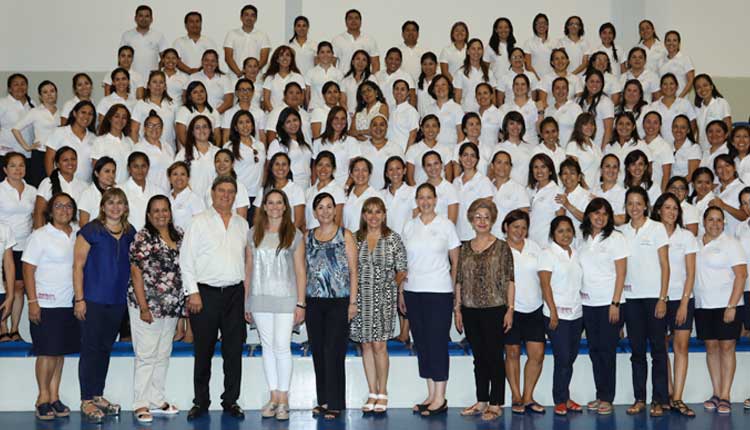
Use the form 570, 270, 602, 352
626, 400, 647, 415
0, 333, 10, 343
35, 403, 55, 421
460, 402, 487, 416
134, 408, 153, 423
150, 402, 179, 415
481, 407, 502, 421
525, 401, 545, 414
374, 394, 388, 413
92, 396, 120, 416
704, 395, 720, 410
80, 401, 104, 423
566, 400, 583, 412
649, 401, 664, 417
275, 403, 290, 421
554, 403, 567, 416
587, 399, 600, 411
744, 398, 750, 410
511, 402, 526, 414
420, 400, 448, 416
50, 400, 70, 417
324, 409, 341, 420
717, 399, 731, 415
412, 402, 429, 413
672, 400, 696, 417
597, 402, 613, 415
260, 401, 277, 418
8, 331, 22, 342
312, 405, 326, 417
362, 393, 378, 413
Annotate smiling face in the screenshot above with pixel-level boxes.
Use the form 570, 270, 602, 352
476, 84, 493, 108
693, 172, 713, 198
643, 114, 661, 138
163, 51, 179, 72
214, 152, 233, 176
263, 191, 286, 220
74, 75, 93, 99
560, 166, 580, 192
350, 160, 371, 186
39, 83, 57, 105
314, 195, 335, 225
552, 219, 574, 248
601, 155, 619, 184
491, 152, 511, 180
243, 58, 260, 79
147, 198, 172, 230
467, 40, 483, 63
658, 196, 679, 227
2, 155, 25, 181
541, 121, 559, 146
331, 109, 348, 134
363, 202, 385, 231
715, 158, 736, 184
392, 81, 409, 104
532, 158, 551, 186
386, 159, 405, 187
463, 116, 481, 140
147, 73, 166, 98
732, 128, 750, 155
102, 196, 126, 221
169, 165, 189, 192
96, 162, 117, 188
112, 71, 130, 94
271, 156, 290, 181
706, 123, 726, 147
211, 181, 237, 211
128, 156, 149, 183
421, 118, 440, 141
315, 156, 334, 182
703, 208, 724, 238
416, 186, 436, 214
144, 116, 163, 141
740, 192, 750, 218
694, 77, 713, 101
552, 79, 569, 103
423, 154, 443, 180
385, 51, 402, 73
660, 75, 677, 97
588, 206, 609, 233
235, 113, 254, 138
459, 145, 479, 171
585, 74, 603, 94
57, 150, 78, 177
551, 50, 570, 73
667, 179, 688, 202
470, 207, 493, 234
616, 116, 635, 141
505, 218, 528, 243
421, 56, 437, 77
201, 52, 219, 75
625, 191, 646, 222
283, 113, 301, 135
626, 155, 647, 182
294, 18, 309, 38
370, 116, 387, 139
599, 27, 614, 46
623, 83, 641, 106
117, 49, 134, 70
671, 117, 689, 143
190, 85, 207, 106
51, 195, 75, 226
191, 118, 211, 142
323, 84, 341, 107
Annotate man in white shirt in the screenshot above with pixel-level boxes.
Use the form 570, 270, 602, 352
173, 11, 219, 75
224, 4, 271, 77
119, 5, 168, 78
332, 9, 380, 74
399, 20, 425, 82
181, 176, 250, 420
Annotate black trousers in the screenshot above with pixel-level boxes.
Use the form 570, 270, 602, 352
26, 150, 46, 187
189, 283, 246, 409
78, 302, 126, 400
624, 298, 668, 403
404, 292, 452, 381
545, 317, 583, 405
582, 304, 624, 403
306, 297, 350, 410
462, 306, 506, 405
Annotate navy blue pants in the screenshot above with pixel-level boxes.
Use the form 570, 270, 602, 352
462, 306, 506, 405
582, 304, 624, 403
405, 291, 452, 382
624, 298, 668, 403
78, 302, 126, 400
545, 317, 583, 405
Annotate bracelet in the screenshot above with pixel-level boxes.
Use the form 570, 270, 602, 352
296, 303, 307, 310
610, 301, 620, 308
727, 304, 737, 310
75, 298, 85, 303
27, 299, 38, 304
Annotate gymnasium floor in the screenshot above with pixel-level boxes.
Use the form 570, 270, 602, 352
1, 406, 749, 429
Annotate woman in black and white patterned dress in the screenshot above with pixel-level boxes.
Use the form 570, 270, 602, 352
350, 196, 407, 413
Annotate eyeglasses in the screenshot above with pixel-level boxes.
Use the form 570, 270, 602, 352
53, 203, 74, 210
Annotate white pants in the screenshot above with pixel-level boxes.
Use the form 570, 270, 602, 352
253, 312, 294, 392
128, 307, 178, 410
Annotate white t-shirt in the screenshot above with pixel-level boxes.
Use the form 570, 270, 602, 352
494, 140, 536, 186
453, 66, 495, 113
681, 200, 700, 229
305, 65, 344, 111
556, 36, 591, 74
620, 69, 660, 103
735, 221, 750, 292
312, 136, 361, 186
221, 104, 267, 136
578, 230, 629, 307
643, 97, 696, 144
478, 105, 502, 148
36, 172, 87, 203
523, 35, 556, 78
359, 140, 404, 190
672, 141, 702, 179
262, 72, 306, 111
666, 226, 700, 300
91, 133, 134, 184
0, 95, 33, 156
399, 43, 426, 82
538, 242, 584, 320
405, 141, 453, 185
438, 44, 466, 78
658, 51, 695, 96
644, 136, 675, 187
577, 95, 615, 148
387, 102, 419, 152
374, 68, 415, 111
289, 38, 317, 75
592, 183, 627, 216
546, 100, 583, 147
381, 184, 416, 234
637, 40, 667, 74
21, 223, 77, 308
304, 181, 346, 230
483, 42, 510, 80
223, 27, 271, 76
252, 181, 305, 224
424, 99, 464, 147
562, 184, 593, 236
695, 233, 746, 309
511, 239, 544, 313
621, 218, 670, 298
402, 215, 461, 293
454, 172, 495, 240
0, 224, 15, 294
186, 71, 233, 112
77, 183, 102, 221
12, 105, 61, 151
120, 177, 167, 231
174, 144, 219, 197
540, 73, 581, 107
499, 98, 540, 145
174, 105, 222, 130
267, 138, 313, 189
332, 32, 379, 73
342, 186, 381, 233
696, 97, 732, 151
172, 35, 219, 70
565, 141, 603, 189
96, 92, 137, 118
169, 187, 205, 231
528, 181, 562, 246
131, 99, 177, 147
432, 179, 459, 220
0, 179, 36, 251
223, 140, 266, 198
165, 71, 189, 109
120, 28, 169, 78
491, 179, 530, 238
717, 178, 746, 235
132, 140, 175, 192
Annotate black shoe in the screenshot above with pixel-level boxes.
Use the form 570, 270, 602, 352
223, 403, 245, 419
187, 405, 207, 421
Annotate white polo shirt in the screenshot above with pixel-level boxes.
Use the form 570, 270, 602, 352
375, 68, 415, 111
546, 100, 583, 147
735, 221, 750, 292
120, 28, 169, 78
387, 102, 419, 152
643, 97, 696, 144
0, 179, 36, 250
672, 140, 702, 179
432, 179, 459, 220
223, 27, 271, 76
523, 35, 556, 78
483, 42, 510, 80
174, 144, 219, 197
666, 226, 699, 300
13, 105, 61, 151
267, 138, 314, 189
494, 140, 536, 186
332, 31, 379, 73
637, 40, 667, 73
658, 51, 694, 96
165, 71, 189, 108
381, 184, 416, 234
621, 218, 670, 299
681, 200, 700, 228
186, 70, 233, 111
398, 43, 426, 82
511, 239, 544, 313
579, 230, 629, 307
173, 35, 219, 70
540, 73, 581, 107
496, 71, 540, 99
577, 95, 615, 149
0, 95, 33, 156
695, 233, 746, 309
538, 241, 584, 320
565, 141, 602, 190
262, 72, 306, 111
454, 172, 495, 240
718, 178, 746, 235
0, 224, 15, 294
222, 139, 266, 198
453, 66, 496, 113
342, 186, 381, 233
312, 136, 361, 185
132, 140, 175, 192
479, 105, 502, 148
359, 140, 404, 190
620, 69, 660, 103
91, 133, 134, 184
253, 181, 306, 223
221, 104, 267, 135
563, 185, 593, 235
402, 214, 461, 293
131, 99, 176, 146
556, 36, 591, 74
174, 105, 222, 130
77, 183, 102, 220
491, 179, 530, 239
304, 64, 344, 111
405, 141, 454, 185
499, 98, 540, 145
592, 183, 627, 216
696, 97, 732, 151
528, 181, 562, 246
645, 136, 675, 187
289, 38, 317, 75
169, 187, 206, 231
96, 93, 137, 118
439, 44, 466, 78
119, 177, 167, 231
36, 172, 86, 203
304, 180, 346, 230
22, 223, 78, 308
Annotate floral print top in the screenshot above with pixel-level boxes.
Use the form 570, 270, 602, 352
128, 227, 184, 318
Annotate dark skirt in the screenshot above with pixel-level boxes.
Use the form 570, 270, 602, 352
30, 307, 81, 356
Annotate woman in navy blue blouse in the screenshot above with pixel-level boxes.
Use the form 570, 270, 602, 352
73, 187, 136, 423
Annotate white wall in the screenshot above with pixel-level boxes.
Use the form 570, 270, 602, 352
2, 0, 748, 77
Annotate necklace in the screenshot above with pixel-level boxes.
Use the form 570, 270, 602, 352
105, 223, 123, 235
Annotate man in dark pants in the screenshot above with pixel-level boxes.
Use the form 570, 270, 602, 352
180, 176, 250, 420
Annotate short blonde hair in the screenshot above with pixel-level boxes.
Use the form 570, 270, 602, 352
466, 198, 498, 225
96, 187, 131, 231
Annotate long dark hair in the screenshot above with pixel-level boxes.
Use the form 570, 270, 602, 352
527, 153, 558, 189
49, 146, 78, 196
264, 45, 301, 79
693, 74, 723, 107
344, 49, 372, 80
355, 81, 386, 113
143, 70, 173, 102
289, 16, 310, 43
98, 103, 132, 136
581, 198, 616, 240
383, 156, 407, 190
184, 81, 214, 113
276, 107, 310, 151
417, 51, 438, 90
616, 79, 647, 119
462, 39, 490, 81
578, 69, 605, 114
254, 189, 297, 253
624, 149, 652, 189
598, 23, 619, 62
624, 186, 650, 222
183, 115, 214, 166
570, 112, 596, 150
227, 110, 257, 160
488, 17, 515, 59
66, 100, 97, 132
609, 112, 640, 145
144, 195, 182, 242
263, 152, 293, 193
319, 106, 348, 143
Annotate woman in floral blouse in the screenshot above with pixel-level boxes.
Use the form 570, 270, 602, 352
128, 195, 183, 423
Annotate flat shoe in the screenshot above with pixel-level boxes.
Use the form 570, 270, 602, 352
511, 402, 525, 414
134, 409, 153, 423
275, 403, 290, 421
261, 401, 277, 418
460, 403, 486, 416
481, 408, 502, 421
525, 401, 545, 414
704, 395, 720, 410
421, 400, 448, 417
150, 402, 179, 415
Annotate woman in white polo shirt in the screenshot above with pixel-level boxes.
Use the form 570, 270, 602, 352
695, 206, 747, 415
421, 151, 458, 223
400, 182, 460, 416
454, 142, 494, 240
710, 155, 748, 235
502, 209, 546, 414
527, 153, 562, 246
342, 157, 380, 234
650, 192, 698, 417
538, 215, 584, 416
578, 198, 628, 415
621, 186, 670, 417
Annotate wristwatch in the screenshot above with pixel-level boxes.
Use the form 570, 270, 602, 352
659, 296, 669, 302
610, 301, 620, 308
